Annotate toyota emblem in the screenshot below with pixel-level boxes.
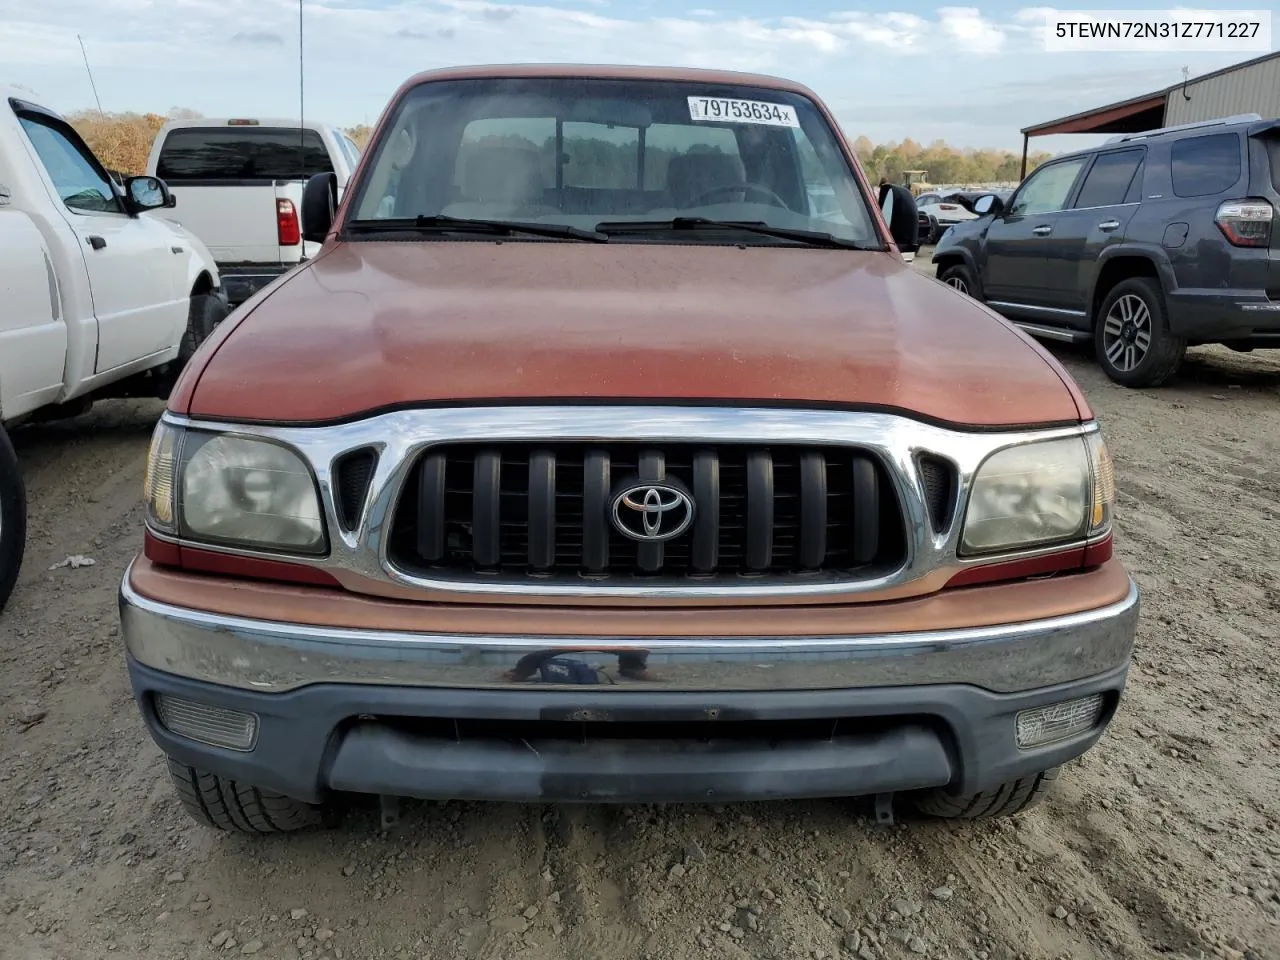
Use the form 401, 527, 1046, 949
610, 481, 695, 542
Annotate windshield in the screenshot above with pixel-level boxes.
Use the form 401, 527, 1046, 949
347, 76, 879, 246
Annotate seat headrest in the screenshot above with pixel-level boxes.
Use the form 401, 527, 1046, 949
666, 152, 746, 207
460, 146, 546, 207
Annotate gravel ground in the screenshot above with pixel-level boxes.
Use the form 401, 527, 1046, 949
3, 257, 1280, 960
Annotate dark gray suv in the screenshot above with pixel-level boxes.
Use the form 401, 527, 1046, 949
932, 114, 1280, 387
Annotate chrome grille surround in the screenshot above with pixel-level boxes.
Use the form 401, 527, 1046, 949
152, 406, 1105, 602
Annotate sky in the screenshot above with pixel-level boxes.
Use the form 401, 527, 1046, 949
1, 0, 1275, 155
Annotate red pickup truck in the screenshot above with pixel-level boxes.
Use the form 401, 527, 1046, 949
120, 64, 1137, 834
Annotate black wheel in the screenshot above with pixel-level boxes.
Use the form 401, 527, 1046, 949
939, 263, 977, 298
166, 758, 331, 834
1093, 276, 1185, 388
913, 767, 1059, 820
159, 292, 230, 399
0, 425, 26, 614
178, 292, 229, 367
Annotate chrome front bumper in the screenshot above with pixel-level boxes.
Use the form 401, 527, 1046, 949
120, 565, 1140, 695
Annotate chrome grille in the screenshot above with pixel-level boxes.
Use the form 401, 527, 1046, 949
388, 443, 909, 582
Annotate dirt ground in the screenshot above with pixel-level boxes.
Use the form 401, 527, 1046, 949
3, 256, 1280, 960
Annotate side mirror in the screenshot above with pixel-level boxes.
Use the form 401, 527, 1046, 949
302, 172, 339, 244
124, 175, 174, 213
973, 194, 1003, 217
878, 183, 919, 253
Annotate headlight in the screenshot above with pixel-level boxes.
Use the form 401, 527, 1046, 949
143, 423, 326, 554
961, 432, 1114, 555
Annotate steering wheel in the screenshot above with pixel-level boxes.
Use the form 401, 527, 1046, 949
688, 182, 788, 209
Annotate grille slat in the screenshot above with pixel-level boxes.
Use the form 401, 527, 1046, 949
582, 449, 610, 574
798, 451, 827, 569
389, 442, 915, 583
691, 449, 719, 573
850, 454, 880, 565
416, 452, 446, 562
472, 451, 502, 568
528, 450, 556, 571
745, 450, 774, 571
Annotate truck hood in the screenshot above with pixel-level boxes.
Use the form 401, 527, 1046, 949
180, 240, 1087, 427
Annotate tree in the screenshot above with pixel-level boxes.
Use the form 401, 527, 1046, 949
67, 111, 169, 176
344, 124, 372, 149
854, 138, 1052, 186
62, 103, 1056, 185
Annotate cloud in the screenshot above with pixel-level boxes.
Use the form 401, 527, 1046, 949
0, 0, 1055, 82
1013, 7, 1055, 26
991, 66, 1178, 98
937, 7, 1005, 54
826, 61, 1185, 146
830, 11, 930, 49
3, 0, 1245, 149
230, 30, 285, 46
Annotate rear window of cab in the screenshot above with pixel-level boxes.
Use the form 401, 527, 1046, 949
156, 127, 334, 183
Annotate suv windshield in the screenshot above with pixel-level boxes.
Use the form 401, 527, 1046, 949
347, 76, 879, 246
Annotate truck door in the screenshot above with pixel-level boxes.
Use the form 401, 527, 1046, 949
16, 109, 186, 374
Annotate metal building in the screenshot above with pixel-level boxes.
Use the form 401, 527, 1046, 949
1018, 50, 1280, 177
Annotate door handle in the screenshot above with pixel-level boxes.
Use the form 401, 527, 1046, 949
86, 235, 107, 250
1032, 225, 1052, 236
1098, 219, 1121, 231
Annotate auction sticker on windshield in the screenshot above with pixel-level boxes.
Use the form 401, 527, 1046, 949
688, 97, 800, 127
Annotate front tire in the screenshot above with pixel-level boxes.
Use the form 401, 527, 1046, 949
167, 758, 331, 834
0, 425, 26, 613
939, 263, 977, 298
158, 292, 230, 400
913, 767, 1059, 820
1093, 276, 1185, 388
178, 292, 229, 368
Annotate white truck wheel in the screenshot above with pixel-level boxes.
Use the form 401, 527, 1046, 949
0, 425, 27, 613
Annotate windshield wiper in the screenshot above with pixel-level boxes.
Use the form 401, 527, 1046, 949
594, 217, 876, 249
346, 215, 609, 243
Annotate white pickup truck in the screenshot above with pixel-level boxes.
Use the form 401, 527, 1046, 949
0, 88, 225, 612
145, 118, 360, 304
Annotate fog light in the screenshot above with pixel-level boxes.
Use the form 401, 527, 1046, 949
156, 695, 258, 751
1015, 694, 1104, 749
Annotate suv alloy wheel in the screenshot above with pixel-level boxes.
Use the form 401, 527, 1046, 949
1094, 276, 1187, 388
939, 263, 976, 297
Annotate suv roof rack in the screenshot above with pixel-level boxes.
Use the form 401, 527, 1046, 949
1103, 113, 1263, 145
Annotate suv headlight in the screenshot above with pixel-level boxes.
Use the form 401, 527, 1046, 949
143, 422, 326, 554
961, 431, 1115, 555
